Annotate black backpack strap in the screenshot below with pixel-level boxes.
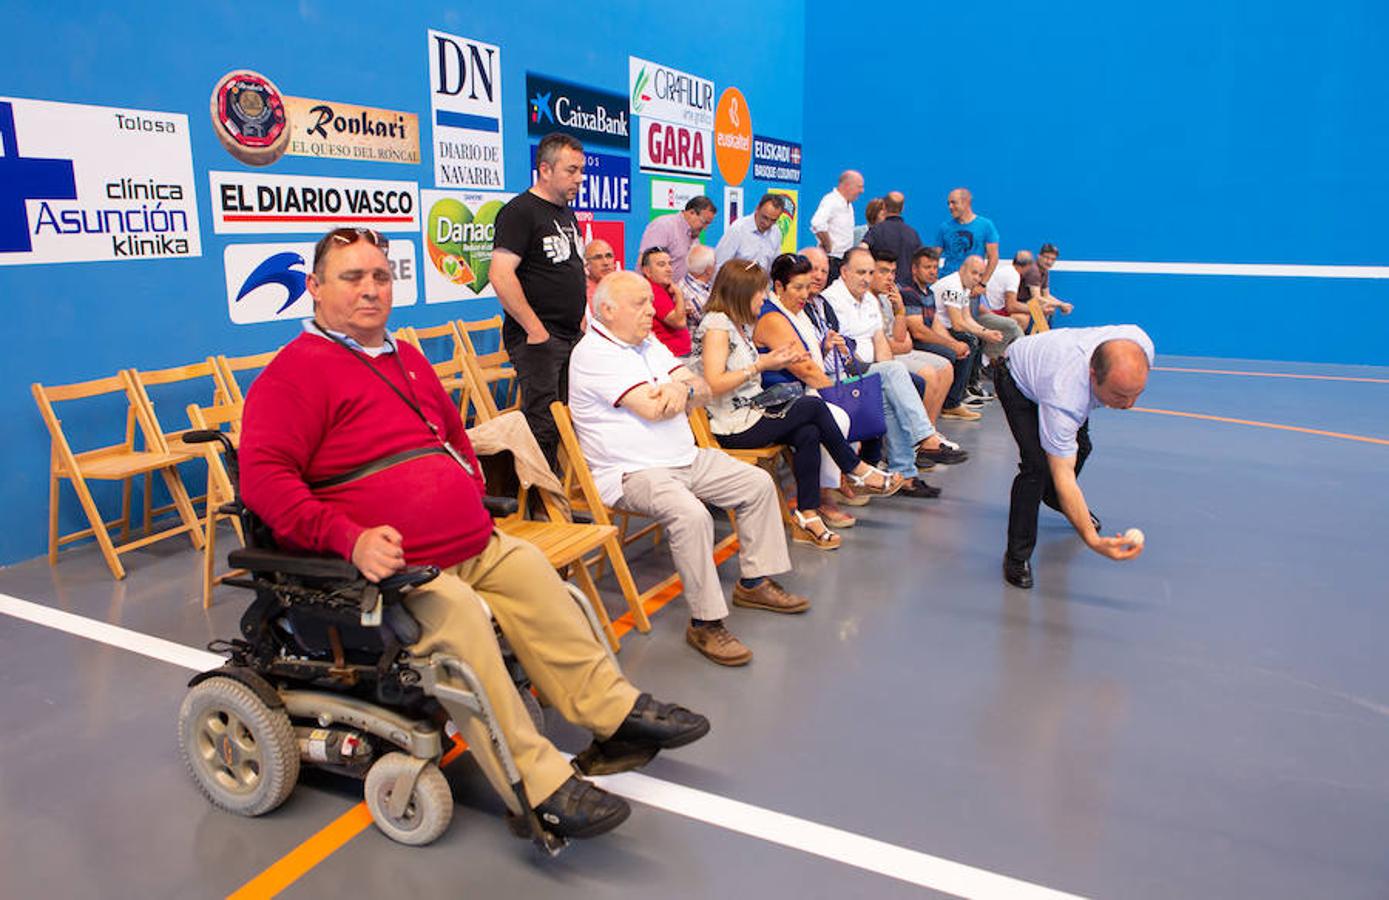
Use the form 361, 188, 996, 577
308, 446, 450, 490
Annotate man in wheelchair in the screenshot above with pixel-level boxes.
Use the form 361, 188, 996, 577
223, 226, 709, 843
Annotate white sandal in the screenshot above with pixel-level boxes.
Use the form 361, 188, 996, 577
791, 509, 841, 550
847, 467, 904, 498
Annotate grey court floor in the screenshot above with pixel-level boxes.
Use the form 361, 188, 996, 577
2, 354, 1387, 899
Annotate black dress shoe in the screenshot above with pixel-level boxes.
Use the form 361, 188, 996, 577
916, 445, 969, 467
1003, 557, 1033, 589
574, 693, 711, 775
530, 775, 630, 839
898, 479, 942, 499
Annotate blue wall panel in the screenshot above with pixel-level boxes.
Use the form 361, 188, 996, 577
802, 0, 1389, 363
0, 0, 805, 566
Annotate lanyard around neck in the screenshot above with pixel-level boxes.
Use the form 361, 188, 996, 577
310, 320, 440, 440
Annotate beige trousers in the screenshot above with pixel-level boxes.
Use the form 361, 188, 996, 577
616, 448, 791, 621
404, 530, 639, 810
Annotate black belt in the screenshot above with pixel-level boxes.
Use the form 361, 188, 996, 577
309, 446, 450, 490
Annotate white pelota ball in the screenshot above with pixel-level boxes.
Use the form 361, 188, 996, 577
1124, 527, 1145, 547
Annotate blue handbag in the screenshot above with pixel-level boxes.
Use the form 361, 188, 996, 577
818, 351, 886, 442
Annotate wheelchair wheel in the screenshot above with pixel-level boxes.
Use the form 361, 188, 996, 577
364, 753, 453, 846
179, 676, 299, 816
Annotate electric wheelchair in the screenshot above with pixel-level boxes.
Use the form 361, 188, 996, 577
176, 430, 616, 854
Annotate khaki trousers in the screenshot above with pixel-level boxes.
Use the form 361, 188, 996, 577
616, 448, 791, 621
404, 530, 639, 810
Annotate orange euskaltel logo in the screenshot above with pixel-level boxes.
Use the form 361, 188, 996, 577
714, 87, 752, 186
210, 70, 420, 167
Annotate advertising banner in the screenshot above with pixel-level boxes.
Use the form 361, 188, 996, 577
0, 96, 200, 265
628, 56, 714, 129
529, 146, 630, 214
752, 135, 801, 183
419, 189, 514, 303
639, 118, 711, 179
428, 30, 504, 189
223, 240, 417, 324
576, 213, 625, 271
723, 186, 743, 227
713, 87, 752, 185
525, 73, 630, 150
209, 171, 418, 234
283, 96, 419, 165
770, 188, 798, 253
650, 178, 707, 215
209, 70, 419, 167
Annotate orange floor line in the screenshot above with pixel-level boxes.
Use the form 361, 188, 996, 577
1131, 406, 1389, 446
226, 803, 375, 900
1153, 366, 1389, 384
228, 537, 741, 898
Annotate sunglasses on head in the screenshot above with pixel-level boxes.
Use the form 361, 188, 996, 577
313, 227, 389, 270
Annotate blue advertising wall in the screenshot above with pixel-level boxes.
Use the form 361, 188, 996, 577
802, 0, 1389, 367
0, 0, 806, 566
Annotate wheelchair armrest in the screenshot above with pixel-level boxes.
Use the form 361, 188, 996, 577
227, 547, 361, 581
378, 566, 440, 593
483, 495, 519, 518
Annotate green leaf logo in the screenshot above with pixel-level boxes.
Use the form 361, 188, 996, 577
631, 66, 649, 112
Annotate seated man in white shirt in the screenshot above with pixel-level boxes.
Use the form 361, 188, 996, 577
568, 271, 810, 668
931, 255, 1020, 392
823, 248, 969, 496
983, 250, 1037, 334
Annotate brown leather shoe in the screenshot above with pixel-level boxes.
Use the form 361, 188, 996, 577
731, 579, 810, 614
685, 622, 753, 666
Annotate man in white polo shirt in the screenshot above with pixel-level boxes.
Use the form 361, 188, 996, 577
995, 325, 1154, 589
810, 170, 863, 281
568, 271, 809, 667
823, 248, 968, 499
983, 249, 1036, 334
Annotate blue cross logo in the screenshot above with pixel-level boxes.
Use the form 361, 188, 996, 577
0, 101, 78, 254
529, 91, 554, 125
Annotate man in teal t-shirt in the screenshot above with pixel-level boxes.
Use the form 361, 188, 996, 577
931, 187, 1000, 280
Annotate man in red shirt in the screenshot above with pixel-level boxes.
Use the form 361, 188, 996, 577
639, 246, 691, 357
239, 228, 709, 841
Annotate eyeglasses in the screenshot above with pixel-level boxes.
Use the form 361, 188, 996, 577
313, 227, 389, 271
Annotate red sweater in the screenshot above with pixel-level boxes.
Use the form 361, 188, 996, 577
239, 333, 491, 569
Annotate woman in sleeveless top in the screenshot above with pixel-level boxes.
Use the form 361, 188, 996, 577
695, 259, 903, 550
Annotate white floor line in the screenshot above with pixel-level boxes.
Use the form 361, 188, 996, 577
1052, 259, 1389, 279
0, 591, 1085, 900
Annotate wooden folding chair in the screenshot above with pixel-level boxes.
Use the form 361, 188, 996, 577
687, 407, 794, 528
127, 360, 230, 521
32, 373, 205, 580
215, 348, 280, 408
1027, 298, 1052, 334
186, 399, 245, 608
456, 315, 518, 412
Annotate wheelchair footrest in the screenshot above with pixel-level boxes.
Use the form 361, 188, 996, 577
571, 741, 660, 776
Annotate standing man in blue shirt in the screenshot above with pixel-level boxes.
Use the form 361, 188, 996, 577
994, 325, 1153, 588
714, 193, 787, 275
930, 188, 1000, 281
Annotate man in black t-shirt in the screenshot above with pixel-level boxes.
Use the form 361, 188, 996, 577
491, 132, 588, 466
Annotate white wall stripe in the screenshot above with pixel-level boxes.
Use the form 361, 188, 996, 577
1052, 260, 1389, 279
0, 591, 1086, 900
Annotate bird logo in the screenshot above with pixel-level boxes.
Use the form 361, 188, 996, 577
235, 251, 308, 315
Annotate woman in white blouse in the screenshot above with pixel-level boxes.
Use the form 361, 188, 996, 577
694, 260, 903, 550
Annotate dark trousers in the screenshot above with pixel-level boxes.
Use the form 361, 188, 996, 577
505, 333, 581, 470
717, 396, 859, 511
921, 339, 975, 407
827, 255, 843, 282
948, 329, 985, 391
995, 360, 1092, 564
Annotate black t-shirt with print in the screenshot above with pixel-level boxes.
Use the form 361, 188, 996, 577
493, 189, 586, 345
